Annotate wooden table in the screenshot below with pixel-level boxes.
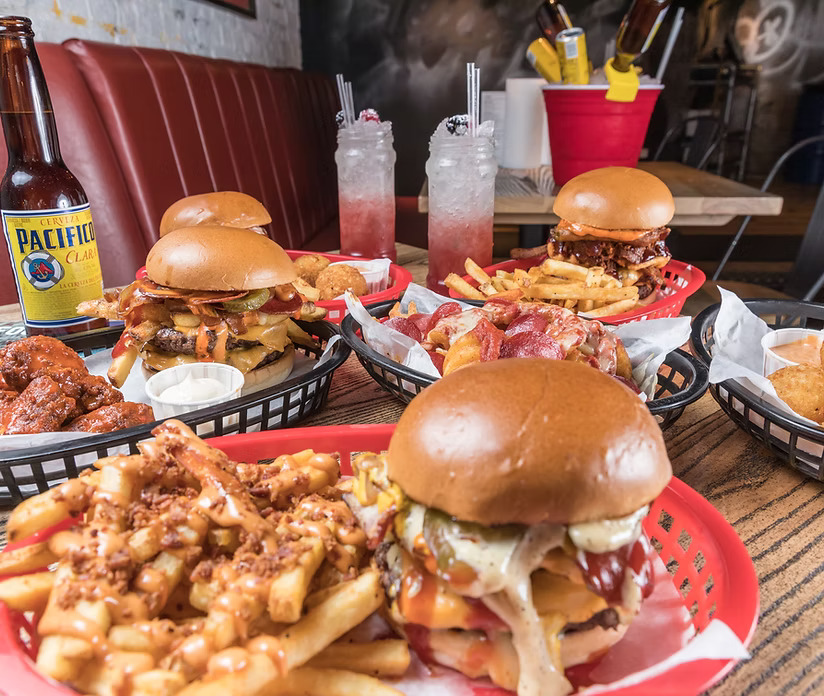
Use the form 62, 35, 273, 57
418, 161, 784, 227
1, 244, 821, 696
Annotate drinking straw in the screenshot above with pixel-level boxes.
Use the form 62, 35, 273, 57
335, 73, 355, 126
466, 62, 480, 136
655, 6, 685, 82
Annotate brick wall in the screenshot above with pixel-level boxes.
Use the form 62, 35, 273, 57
8, 0, 301, 68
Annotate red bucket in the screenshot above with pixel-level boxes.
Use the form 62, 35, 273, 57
543, 84, 663, 185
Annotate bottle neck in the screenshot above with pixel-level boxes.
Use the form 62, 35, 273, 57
0, 30, 62, 165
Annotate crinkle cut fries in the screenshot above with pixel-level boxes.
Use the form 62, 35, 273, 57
0, 419, 408, 696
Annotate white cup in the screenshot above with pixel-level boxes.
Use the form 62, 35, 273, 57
761, 328, 824, 377
145, 363, 244, 434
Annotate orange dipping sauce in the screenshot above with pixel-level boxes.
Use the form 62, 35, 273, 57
771, 335, 823, 366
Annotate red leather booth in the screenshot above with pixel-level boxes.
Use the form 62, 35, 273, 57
0, 40, 425, 305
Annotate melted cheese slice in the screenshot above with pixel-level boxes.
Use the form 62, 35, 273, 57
141, 344, 284, 374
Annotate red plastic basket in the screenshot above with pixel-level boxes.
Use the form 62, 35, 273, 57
0, 425, 758, 696
449, 259, 706, 324
136, 251, 413, 325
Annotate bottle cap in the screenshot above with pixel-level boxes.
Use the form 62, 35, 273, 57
605, 57, 641, 102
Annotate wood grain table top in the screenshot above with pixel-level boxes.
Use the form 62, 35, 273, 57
418, 161, 785, 227
0, 243, 820, 696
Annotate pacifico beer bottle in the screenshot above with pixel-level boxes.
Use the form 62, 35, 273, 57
0, 16, 104, 336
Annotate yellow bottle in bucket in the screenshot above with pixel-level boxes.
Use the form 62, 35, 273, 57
556, 28, 590, 85
526, 38, 561, 83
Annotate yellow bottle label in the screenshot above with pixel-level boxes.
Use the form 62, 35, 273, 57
1, 204, 104, 328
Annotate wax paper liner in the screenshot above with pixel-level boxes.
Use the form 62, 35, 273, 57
708, 288, 824, 451
0, 337, 341, 496
329, 258, 392, 297
345, 284, 691, 399
374, 556, 748, 695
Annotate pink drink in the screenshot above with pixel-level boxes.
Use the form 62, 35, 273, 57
335, 118, 396, 260
339, 195, 396, 261
427, 214, 492, 294
425, 121, 496, 294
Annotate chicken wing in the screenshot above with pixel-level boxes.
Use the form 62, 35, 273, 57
0, 336, 86, 391
1, 376, 76, 434
35, 366, 123, 416
63, 402, 155, 434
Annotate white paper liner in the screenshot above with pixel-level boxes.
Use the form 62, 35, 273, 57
330, 258, 392, 297
372, 555, 747, 694
0, 336, 341, 496
708, 288, 824, 436
345, 284, 691, 400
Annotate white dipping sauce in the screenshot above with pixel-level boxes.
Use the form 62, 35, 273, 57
159, 373, 229, 403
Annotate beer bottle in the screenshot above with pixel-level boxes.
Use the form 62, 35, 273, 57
0, 16, 104, 336
535, 0, 573, 46
613, 0, 672, 72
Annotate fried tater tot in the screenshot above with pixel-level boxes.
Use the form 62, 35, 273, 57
315, 264, 368, 301
293, 254, 331, 286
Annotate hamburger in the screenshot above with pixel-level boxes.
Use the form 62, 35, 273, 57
78, 226, 324, 388
549, 167, 674, 300
159, 191, 271, 237
345, 359, 671, 696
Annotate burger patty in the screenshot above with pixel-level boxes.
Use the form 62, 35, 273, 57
548, 231, 671, 300
150, 327, 261, 355
548, 237, 670, 269
562, 607, 620, 634
552, 226, 669, 247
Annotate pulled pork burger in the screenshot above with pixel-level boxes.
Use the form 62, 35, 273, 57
159, 191, 272, 237
346, 358, 671, 696
549, 166, 674, 301
78, 226, 324, 388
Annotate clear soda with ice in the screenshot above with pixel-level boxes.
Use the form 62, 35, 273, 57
425, 117, 496, 294
335, 111, 396, 261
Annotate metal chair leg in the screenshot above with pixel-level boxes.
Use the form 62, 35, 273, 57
712, 134, 824, 282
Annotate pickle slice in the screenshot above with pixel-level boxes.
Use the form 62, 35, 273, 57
221, 288, 270, 313
422, 508, 523, 587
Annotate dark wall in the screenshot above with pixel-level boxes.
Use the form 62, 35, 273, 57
300, 1, 714, 194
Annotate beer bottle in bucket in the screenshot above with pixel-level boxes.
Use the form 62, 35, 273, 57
614, 0, 672, 72
0, 16, 105, 336
535, 0, 572, 46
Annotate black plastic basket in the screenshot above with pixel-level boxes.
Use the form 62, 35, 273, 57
0, 321, 350, 504
691, 299, 824, 481
341, 301, 708, 430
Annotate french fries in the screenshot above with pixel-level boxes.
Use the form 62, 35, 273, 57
445, 256, 646, 318
1, 420, 399, 696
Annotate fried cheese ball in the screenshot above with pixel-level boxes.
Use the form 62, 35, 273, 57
293, 253, 330, 285
315, 263, 369, 300
768, 364, 824, 423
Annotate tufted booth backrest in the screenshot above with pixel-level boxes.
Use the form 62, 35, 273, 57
63, 40, 340, 252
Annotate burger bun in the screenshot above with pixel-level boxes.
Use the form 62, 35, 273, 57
388, 358, 671, 526
146, 226, 297, 291
553, 167, 675, 231
160, 191, 272, 237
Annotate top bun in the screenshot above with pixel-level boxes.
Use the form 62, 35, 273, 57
553, 167, 675, 231
388, 359, 671, 526
146, 226, 296, 291
159, 192, 272, 237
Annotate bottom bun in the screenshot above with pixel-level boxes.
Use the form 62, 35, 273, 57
141, 345, 296, 390
242, 345, 295, 389
560, 623, 629, 667
413, 620, 631, 691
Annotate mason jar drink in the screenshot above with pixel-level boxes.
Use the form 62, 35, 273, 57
335, 113, 396, 261
426, 117, 496, 294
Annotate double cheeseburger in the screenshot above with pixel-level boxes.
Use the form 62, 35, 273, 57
549, 167, 674, 300
79, 226, 324, 388
346, 359, 671, 696
159, 191, 271, 237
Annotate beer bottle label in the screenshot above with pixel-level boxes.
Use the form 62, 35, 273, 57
1, 203, 104, 328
